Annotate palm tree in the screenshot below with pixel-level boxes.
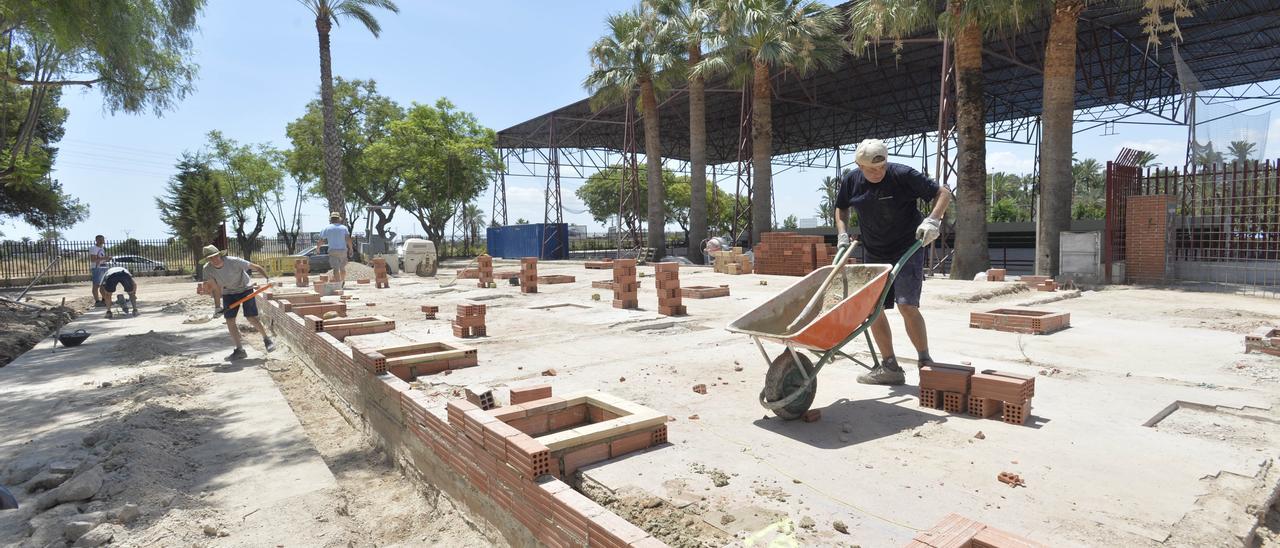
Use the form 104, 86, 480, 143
814, 175, 840, 227
1134, 150, 1158, 168
462, 203, 486, 252
584, 6, 683, 259
848, 0, 1035, 279
650, 0, 712, 263
299, 0, 400, 217
1228, 140, 1256, 165
1035, 0, 1084, 276
703, 0, 842, 245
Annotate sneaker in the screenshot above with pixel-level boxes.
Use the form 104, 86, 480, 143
94, 300, 105, 308
104, 309, 113, 319
857, 360, 906, 385
227, 347, 248, 361
263, 337, 276, 352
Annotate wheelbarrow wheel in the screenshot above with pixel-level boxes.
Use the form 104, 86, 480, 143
762, 352, 816, 420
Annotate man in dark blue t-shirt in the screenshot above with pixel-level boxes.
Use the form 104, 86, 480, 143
834, 139, 952, 385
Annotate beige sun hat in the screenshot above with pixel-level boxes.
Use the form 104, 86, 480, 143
854, 138, 889, 166
200, 244, 226, 263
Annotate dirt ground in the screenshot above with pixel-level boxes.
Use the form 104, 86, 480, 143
0, 278, 498, 547
0, 294, 90, 367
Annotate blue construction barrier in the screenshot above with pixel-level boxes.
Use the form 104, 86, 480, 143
486, 224, 569, 259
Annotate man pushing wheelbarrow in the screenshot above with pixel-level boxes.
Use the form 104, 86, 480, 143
834, 138, 952, 385
727, 139, 951, 419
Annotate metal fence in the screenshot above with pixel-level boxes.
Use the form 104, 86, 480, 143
1106, 158, 1280, 297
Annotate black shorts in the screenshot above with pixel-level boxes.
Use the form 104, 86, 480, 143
866, 247, 925, 310
101, 272, 135, 294
222, 288, 259, 319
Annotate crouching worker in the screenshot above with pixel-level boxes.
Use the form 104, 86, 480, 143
200, 245, 275, 361
100, 266, 138, 318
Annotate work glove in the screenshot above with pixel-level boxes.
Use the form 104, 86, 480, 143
916, 218, 941, 245
837, 232, 850, 249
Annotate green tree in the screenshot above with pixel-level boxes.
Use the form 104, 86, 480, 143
0, 1, 204, 180
0, 46, 84, 229
515, 218, 529, 225
1071, 158, 1104, 220
990, 198, 1023, 223
781, 214, 799, 230
285, 78, 405, 235
461, 203, 486, 253
298, 0, 400, 217
575, 164, 687, 228
207, 131, 285, 262
1228, 140, 1257, 165
848, 0, 1037, 279
1134, 150, 1159, 168
815, 175, 840, 227
704, 0, 842, 245
382, 99, 498, 248
156, 154, 224, 277
584, 5, 683, 258
649, 0, 713, 262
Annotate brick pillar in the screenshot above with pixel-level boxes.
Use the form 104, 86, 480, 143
1124, 194, 1174, 284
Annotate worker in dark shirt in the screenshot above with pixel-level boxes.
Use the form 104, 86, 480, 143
834, 139, 952, 385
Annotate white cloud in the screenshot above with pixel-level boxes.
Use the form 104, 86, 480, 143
986, 150, 1035, 174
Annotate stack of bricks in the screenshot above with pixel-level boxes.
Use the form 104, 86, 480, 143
918, 363, 975, 413
520, 257, 538, 294
908, 513, 1046, 547
1019, 275, 1057, 292
970, 308, 1070, 335
420, 305, 439, 320
371, 257, 390, 288
985, 268, 1005, 282
653, 262, 685, 316
969, 370, 1036, 426
537, 274, 575, 284
1245, 327, 1280, 357
584, 258, 614, 269
752, 232, 836, 276
476, 254, 494, 287
302, 314, 396, 341
611, 259, 638, 309
453, 304, 487, 338
294, 258, 310, 287
712, 247, 752, 275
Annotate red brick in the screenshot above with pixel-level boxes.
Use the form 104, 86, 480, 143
561, 442, 611, 478
608, 430, 652, 457
511, 384, 553, 404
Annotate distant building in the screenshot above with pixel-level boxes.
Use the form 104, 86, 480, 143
798, 217, 819, 229
569, 224, 588, 238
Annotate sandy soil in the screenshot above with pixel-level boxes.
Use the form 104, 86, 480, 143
0, 282, 498, 547
0, 296, 89, 367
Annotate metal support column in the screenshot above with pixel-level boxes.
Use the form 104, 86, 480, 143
617, 96, 644, 256
543, 116, 564, 258
732, 87, 753, 246
492, 150, 509, 226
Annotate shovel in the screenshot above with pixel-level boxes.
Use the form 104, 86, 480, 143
784, 241, 858, 333
187, 283, 273, 324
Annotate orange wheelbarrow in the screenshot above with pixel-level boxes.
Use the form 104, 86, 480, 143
727, 240, 923, 420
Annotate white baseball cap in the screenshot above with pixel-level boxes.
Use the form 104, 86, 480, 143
854, 139, 888, 166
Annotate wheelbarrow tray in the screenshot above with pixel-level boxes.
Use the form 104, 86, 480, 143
727, 263, 891, 352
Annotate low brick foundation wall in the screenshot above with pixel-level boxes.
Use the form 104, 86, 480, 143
259, 293, 668, 547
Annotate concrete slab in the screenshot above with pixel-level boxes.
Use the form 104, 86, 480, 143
378, 261, 1280, 546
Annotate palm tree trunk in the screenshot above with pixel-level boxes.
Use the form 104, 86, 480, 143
1035, 0, 1083, 276
641, 78, 666, 258
751, 60, 772, 245
950, 16, 989, 279
687, 43, 708, 263
316, 16, 344, 217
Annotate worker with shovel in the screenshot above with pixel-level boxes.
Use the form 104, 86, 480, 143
834, 139, 952, 385
201, 245, 275, 360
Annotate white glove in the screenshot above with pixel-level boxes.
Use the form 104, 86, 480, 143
837, 232, 850, 248
916, 218, 941, 245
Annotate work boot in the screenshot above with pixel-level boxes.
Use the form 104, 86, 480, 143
263, 337, 276, 353
857, 357, 906, 385
94, 300, 105, 308
227, 347, 247, 361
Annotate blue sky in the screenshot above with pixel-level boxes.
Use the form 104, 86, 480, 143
7, 0, 1278, 240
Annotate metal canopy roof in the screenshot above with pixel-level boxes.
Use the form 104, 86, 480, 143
496, 0, 1280, 165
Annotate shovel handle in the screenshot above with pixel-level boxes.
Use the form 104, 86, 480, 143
785, 241, 857, 332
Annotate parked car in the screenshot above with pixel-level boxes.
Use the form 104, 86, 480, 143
292, 245, 334, 274
101, 255, 167, 272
